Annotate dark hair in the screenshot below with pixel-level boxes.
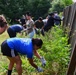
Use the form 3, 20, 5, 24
49, 13, 54, 16
32, 38, 43, 48
38, 17, 43, 21
26, 11, 31, 16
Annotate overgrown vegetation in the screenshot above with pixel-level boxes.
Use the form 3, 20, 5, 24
0, 25, 71, 75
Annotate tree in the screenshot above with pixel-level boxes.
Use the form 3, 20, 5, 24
0, 0, 51, 23
50, 0, 65, 13
0, 0, 28, 23
49, 0, 73, 13
62, 0, 73, 6
27, 0, 51, 20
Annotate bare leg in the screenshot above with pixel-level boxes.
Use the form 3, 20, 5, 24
7, 57, 14, 75
15, 56, 22, 75
7, 55, 22, 75
7, 57, 14, 70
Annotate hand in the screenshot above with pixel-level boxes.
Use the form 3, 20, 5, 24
40, 57, 46, 66
37, 67, 43, 72
21, 29, 27, 33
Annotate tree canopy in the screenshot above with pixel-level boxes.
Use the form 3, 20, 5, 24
0, 0, 73, 23
49, 0, 73, 13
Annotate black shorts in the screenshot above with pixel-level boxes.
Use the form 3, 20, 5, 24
1, 40, 18, 57
7, 27, 16, 38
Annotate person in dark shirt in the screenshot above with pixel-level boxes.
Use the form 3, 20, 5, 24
54, 11, 61, 25
20, 18, 26, 26
34, 17, 44, 36
35, 17, 44, 29
7, 24, 24, 38
44, 13, 61, 32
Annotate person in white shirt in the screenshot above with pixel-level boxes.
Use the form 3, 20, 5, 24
22, 12, 35, 38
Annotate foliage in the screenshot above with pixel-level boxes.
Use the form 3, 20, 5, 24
49, 0, 73, 13
0, 25, 71, 75
62, 0, 73, 6
50, 0, 65, 13
0, 0, 73, 24
0, 0, 51, 23
27, 0, 51, 20
40, 25, 71, 75
0, 0, 28, 20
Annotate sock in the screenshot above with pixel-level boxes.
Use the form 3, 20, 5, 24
7, 70, 12, 75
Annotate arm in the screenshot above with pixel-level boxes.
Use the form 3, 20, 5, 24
53, 17, 61, 21
28, 58, 38, 69
33, 50, 42, 59
33, 50, 46, 66
34, 24, 37, 29
21, 28, 27, 32
28, 58, 43, 72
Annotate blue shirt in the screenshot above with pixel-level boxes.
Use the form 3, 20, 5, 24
7, 38, 33, 58
10, 24, 24, 32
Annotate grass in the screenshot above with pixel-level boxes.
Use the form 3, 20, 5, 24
0, 31, 9, 44
0, 31, 9, 53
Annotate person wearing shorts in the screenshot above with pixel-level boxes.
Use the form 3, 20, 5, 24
1, 38, 46, 75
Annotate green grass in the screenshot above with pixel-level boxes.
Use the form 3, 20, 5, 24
0, 31, 9, 44
0, 31, 9, 54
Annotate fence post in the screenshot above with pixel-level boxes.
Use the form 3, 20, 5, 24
66, 43, 76, 75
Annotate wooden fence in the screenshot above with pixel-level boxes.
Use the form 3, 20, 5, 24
63, 3, 76, 49
63, 3, 76, 75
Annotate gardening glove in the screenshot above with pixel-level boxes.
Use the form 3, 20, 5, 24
36, 67, 43, 72
40, 57, 46, 66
